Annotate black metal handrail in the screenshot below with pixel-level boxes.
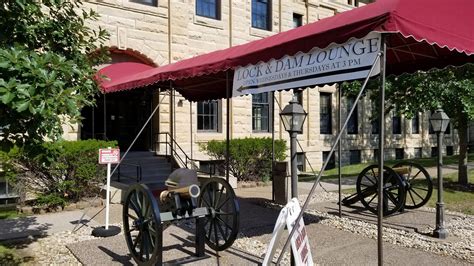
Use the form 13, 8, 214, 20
117, 162, 142, 183
154, 132, 196, 169
154, 132, 221, 177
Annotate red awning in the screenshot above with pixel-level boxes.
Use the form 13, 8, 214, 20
102, 0, 474, 100
97, 62, 154, 92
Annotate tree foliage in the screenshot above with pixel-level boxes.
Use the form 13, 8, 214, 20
343, 64, 474, 184
0, 0, 109, 153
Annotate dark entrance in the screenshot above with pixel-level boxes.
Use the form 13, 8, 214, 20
81, 89, 153, 151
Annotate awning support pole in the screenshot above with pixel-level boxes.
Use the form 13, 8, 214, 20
103, 94, 107, 140
226, 72, 230, 183
338, 83, 342, 218
276, 52, 382, 265
271, 91, 275, 202
377, 34, 387, 266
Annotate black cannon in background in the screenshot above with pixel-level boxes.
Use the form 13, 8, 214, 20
122, 169, 239, 265
342, 162, 433, 216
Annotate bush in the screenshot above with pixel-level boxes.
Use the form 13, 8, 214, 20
35, 194, 66, 208
6, 139, 117, 206
201, 137, 286, 182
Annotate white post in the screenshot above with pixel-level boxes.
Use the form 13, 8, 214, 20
105, 147, 111, 230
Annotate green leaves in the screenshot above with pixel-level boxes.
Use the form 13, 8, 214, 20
0, 0, 109, 153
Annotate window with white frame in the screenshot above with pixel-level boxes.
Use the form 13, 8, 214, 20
196, 0, 220, 20
197, 100, 219, 132
252, 92, 271, 132
320, 93, 332, 134
252, 0, 272, 31
130, 0, 157, 6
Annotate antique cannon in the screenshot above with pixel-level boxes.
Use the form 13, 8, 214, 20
122, 168, 239, 265
342, 162, 433, 216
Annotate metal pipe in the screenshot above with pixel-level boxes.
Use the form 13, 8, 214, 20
276, 53, 381, 265
338, 83, 342, 218
377, 35, 387, 266
103, 94, 107, 140
226, 72, 230, 182
190, 101, 193, 160
272, 92, 275, 202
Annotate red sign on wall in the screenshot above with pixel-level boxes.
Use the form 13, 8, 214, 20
99, 148, 120, 164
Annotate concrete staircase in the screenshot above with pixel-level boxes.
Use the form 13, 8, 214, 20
109, 151, 171, 203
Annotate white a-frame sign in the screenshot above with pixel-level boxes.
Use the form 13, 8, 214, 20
263, 198, 313, 266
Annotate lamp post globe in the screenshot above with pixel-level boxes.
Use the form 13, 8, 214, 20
429, 108, 450, 239
280, 96, 307, 200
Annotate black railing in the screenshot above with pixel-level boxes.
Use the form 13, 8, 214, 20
117, 162, 142, 183
154, 132, 221, 177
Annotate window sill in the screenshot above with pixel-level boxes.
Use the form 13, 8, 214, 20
194, 15, 224, 30
249, 27, 274, 38
88, 0, 168, 18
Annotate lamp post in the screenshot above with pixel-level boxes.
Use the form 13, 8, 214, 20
429, 108, 450, 239
280, 96, 307, 199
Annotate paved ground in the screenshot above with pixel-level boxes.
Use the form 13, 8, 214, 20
64, 196, 470, 265
0, 210, 99, 241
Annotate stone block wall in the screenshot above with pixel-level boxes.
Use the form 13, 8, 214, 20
67, 0, 460, 171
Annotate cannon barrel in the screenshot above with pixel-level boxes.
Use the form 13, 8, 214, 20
159, 184, 200, 203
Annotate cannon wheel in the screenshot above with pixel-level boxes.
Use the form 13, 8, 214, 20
356, 165, 406, 216
123, 184, 162, 265
199, 177, 239, 251
393, 162, 433, 209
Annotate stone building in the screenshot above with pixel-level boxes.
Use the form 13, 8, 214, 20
67, 0, 458, 173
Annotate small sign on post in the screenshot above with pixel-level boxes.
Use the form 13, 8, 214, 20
92, 147, 121, 237
99, 148, 120, 164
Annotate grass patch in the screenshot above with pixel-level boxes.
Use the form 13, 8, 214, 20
0, 244, 22, 265
299, 153, 474, 181
0, 210, 23, 220
427, 169, 474, 215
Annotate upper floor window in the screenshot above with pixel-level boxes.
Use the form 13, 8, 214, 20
320, 93, 332, 134
252, 0, 272, 31
412, 113, 420, 134
196, 0, 220, 20
252, 92, 272, 132
197, 100, 219, 132
130, 0, 157, 6
347, 97, 358, 134
293, 13, 303, 28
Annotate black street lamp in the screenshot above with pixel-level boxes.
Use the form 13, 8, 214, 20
429, 108, 450, 239
280, 96, 307, 198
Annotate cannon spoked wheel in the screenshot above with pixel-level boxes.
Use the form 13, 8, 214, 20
123, 184, 162, 266
393, 161, 433, 209
199, 177, 240, 251
356, 165, 406, 216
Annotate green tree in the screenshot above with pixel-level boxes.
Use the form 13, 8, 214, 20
0, 0, 108, 153
344, 64, 474, 185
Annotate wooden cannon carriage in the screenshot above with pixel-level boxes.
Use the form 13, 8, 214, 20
342, 162, 433, 216
122, 168, 239, 265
